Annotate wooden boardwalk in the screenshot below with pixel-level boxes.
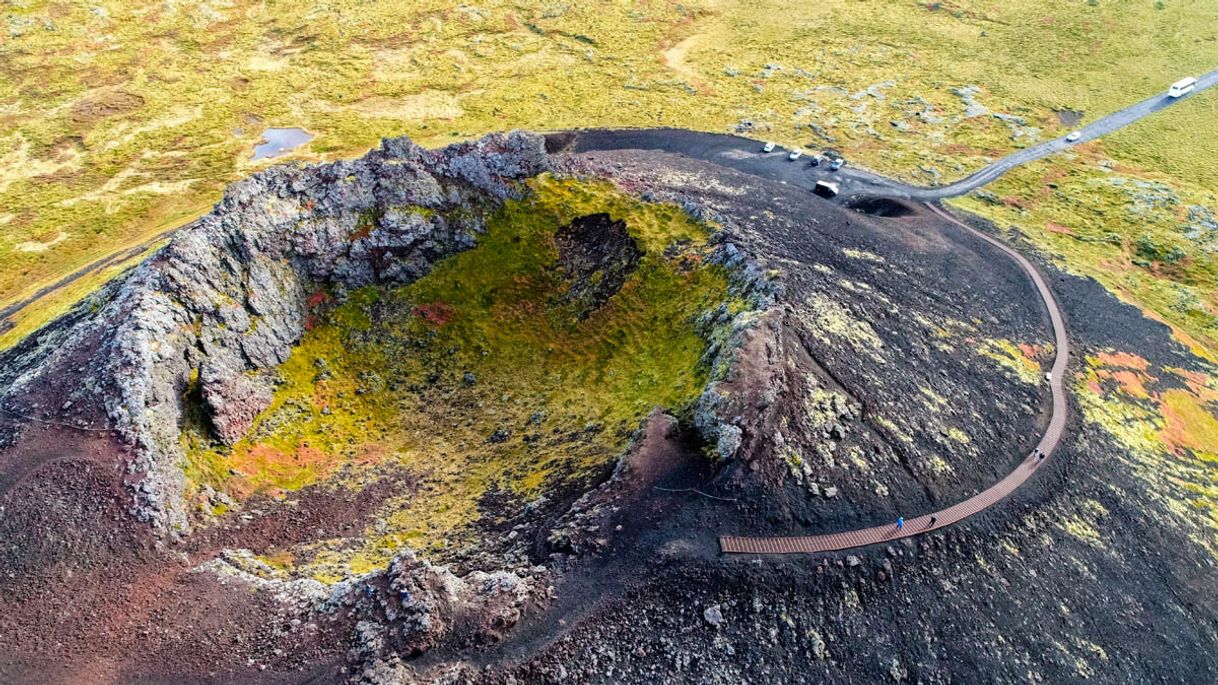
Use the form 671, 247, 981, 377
720, 203, 1070, 555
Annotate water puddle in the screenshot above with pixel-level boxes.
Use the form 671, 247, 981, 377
251, 127, 314, 160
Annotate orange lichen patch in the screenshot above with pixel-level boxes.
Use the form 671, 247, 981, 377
1167, 367, 1218, 403
311, 379, 336, 411
1170, 367, 1210, 386
1095, 351, 1150, 370
1045, 222, 1074, 235
353, 442, 392, 466
1088, 351, 1155, 399
1159, 389, 1218, 458
263, 549, 296, 568
678, 253, 704, 269
413, 301, 454, 327
1086, 377, 1103, 395
1107, 370, 1151, 399
1018, 343, 1050, 360
228, 444, 340, 497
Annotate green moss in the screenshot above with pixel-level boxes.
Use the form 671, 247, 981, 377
976, 338, 1043, 385
182, 176, 735, 577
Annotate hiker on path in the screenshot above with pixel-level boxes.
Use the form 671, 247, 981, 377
929, 515, 937, 527
896, 517, 904, 530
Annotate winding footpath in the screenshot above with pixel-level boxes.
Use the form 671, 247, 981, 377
569, 73, 1217, 555
720, 203, 1070, 554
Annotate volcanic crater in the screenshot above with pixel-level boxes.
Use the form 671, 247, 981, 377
0, 131, 1214, 684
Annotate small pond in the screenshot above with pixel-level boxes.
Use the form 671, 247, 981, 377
251, 127, 314, 160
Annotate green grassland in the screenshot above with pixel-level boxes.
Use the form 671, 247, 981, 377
181, 176, 735, 580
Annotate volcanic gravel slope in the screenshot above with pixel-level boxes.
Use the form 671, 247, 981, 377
0, 134, 1214, 684
450, 144, 1215, 685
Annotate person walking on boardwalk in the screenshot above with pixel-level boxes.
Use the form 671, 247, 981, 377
896, 517, 904, 530
929, 515, 937, 527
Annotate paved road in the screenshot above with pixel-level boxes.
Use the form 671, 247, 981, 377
0, 241, 159, 335
720, 203, 1071, 554
572, 69, 1217, 202
870, 70, 1218, 200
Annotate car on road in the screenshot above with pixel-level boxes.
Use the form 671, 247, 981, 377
762, 142, 775, 152
1065, 131, 1081, 142
1168, 76, 1197, 98
829, 157, 845, 171
789, 149, 803, 161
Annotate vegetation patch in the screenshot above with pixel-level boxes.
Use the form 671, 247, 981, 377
181, 176, 735, 580
1077, 349, 1218, 557
976, 338, 1044, 385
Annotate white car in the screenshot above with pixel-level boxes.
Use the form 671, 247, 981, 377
1169, 76, 1197, 98
1065, 131, 1081, 142
762, 142, 776, 153
788, 149, 803, 161
1045, 372, 1053, 381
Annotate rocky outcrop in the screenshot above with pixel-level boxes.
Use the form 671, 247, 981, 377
0, 131, 549, 535
555, 212, 641, 317
349, 550, 538, 684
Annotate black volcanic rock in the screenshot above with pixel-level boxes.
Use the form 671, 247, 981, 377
554, 212, 641, 318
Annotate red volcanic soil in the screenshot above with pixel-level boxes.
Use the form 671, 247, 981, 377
0, 421, 353, 684
412, 301, 455, 327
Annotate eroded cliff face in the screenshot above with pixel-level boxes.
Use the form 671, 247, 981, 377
0, 131, 549, 535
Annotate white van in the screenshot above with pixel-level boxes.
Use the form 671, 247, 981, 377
1169, 77, 1197, 98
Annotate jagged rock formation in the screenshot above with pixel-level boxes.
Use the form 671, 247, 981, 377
350, 550, 539, 684
554, 212, 642, 317
0, 131, 548, 534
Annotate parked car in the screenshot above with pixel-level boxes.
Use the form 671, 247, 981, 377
1065, 131, 1081, 142
808, 156, 821, 167
814, 180, 839, 198
762, 142, 776, 152
788, 149, 803, 161
829, 157, 845, 171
